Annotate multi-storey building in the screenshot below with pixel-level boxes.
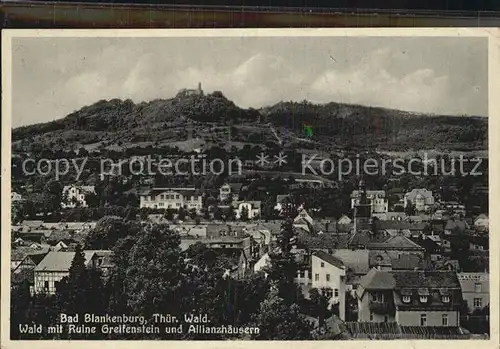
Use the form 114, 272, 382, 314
33, 250, 112, 294
357, 269, 462, 326
233, 201, 261, 220
62, 185, 95, 208
311, 251, 347, 320
473, 214, 489, 229
457, 272, 489, 311
139, 188, 203, 213
219, 183, 243, 203
404, 189, 435, 212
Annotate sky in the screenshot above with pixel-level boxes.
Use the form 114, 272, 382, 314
11, 35, 488, 127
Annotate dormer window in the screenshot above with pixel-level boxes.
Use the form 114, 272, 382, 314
402, 296, 411, 303
442, 296, 450, 303
418, 288, 430, 303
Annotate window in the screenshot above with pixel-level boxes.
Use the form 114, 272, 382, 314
420, 314, 427, 326
420, 296, 428, 303
299, 271, 305, 279
326, 274, 331, 282
442, 314, 448, 326
474, 283, 482, 293
402, 296, 411, 303
176, 195, 180, 199
320, 262, 325, 268
373, 293, 383, 302
315, 274, 319, 281
44, 281, 49, 290
473, 298, 482, 308
370, 312, 374, 321
442, 296, 450, 303
325, 289, 333, 298
334, 289, 339, 297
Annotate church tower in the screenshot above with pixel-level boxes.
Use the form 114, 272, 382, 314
353, 179, 372, 233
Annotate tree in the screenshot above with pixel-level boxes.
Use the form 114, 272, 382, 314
252, 284, 312, 340
177, 207, 186, 221
165, 209, 175, 221
123, 224, 186, 322
264, 219, 301, 305
43, 179, 63, 212
309, 288, 330, 326
84, 217, 140, 250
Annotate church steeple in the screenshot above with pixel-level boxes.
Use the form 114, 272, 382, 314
353, 179, 372, 233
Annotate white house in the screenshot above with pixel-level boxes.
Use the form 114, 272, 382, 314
11, 192, 23, 202
62, 185, 96, 208
337, 215, 352, 225
253, 253, 270, 276
404, 189, 435, 212
233, 201, 261, 220
219, 183, 242, 203
139, 188, 203, 213
474, 214, 489, 229
311, 251, 347, 320
294, 209, 313, 225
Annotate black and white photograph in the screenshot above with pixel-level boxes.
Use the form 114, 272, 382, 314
2, 29, 498, 343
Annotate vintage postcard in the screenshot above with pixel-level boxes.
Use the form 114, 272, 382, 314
1, 28, 499, 348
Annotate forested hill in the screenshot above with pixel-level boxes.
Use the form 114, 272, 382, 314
12, 90, 487, 152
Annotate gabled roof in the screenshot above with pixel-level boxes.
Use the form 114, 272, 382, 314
338, 214, 352, 221
34, 250, 106, 272
348, 230, 389, 248
27, 252, 50, 265
404, 189, 434, 200
312, 251, 345, 269
368, 235, 425, 251
358, 268, 396, 291
358, 269, 461, 295
332, 249, 370, 273
474, 214, 488, 221
392, 270, 461, 289
34, 252, 76, 272
12, 247, 50, 261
